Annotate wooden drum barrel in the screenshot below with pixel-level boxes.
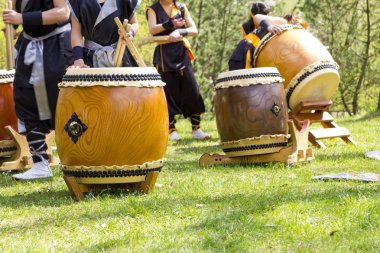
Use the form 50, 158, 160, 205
214, 68, 289, 157
254, 25, 340, 109
0, 69, 17, 140
55, 67, 169, 184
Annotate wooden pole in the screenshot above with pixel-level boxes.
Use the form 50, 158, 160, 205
5, 1, 14, 70
114, 17, 146, 67
115, 20, 130, 67
114, 19, 128, 67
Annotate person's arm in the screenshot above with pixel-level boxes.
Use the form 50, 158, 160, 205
128, 13, 138, 38
253, 14, 286, 35
181, 4, 197, 36
167, 4, 197, 42
2, 0, 70, 26
70, 15, 89, 68
146, 8, 168, 35
146, 8, 185, 36
120, 13, 138, 43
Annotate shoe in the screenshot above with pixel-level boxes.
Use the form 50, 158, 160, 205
13, 161, 53, 180
192, 129, 211, 140
169, 131, 181, 140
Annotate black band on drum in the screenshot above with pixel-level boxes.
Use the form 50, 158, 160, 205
223, 142, 288, 153
62, 166, 163, 178
62, 73, 162, 82
215, 72, 281, 84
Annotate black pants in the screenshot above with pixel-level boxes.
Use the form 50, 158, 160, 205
159, 66, 205, 119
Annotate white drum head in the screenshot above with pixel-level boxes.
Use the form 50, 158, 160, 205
286, 65, 340, 109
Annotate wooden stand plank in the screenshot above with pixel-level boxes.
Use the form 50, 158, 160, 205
289, 100, 357, 148
0, 126, 59, 171
63, 172, 159, 201
199, 120, 314, 166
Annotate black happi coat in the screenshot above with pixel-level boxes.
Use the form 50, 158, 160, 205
228, 39, 256, 70
13, 0, 72, 129
68, 0, 140, 67
148, 2, 191, 72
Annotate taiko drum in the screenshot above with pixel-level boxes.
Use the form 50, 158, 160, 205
214, 67, 289, 157
0, 69, 17, 140
254, 25, 340, 109
55, 67, 169, 184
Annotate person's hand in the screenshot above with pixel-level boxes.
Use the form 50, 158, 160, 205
168, 29, 182, 42
268, 25, 284, 35
3, 10, 23, 25
68, 59, 89, 69
118, 29, 134, 44
172, 18, 185, 28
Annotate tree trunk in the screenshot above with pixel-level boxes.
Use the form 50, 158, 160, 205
352, 0, 371, 115
193, 0, 203, 54
377, 93, 380, 111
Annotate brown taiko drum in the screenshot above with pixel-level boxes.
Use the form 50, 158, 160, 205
254, 25, 340, 109
55, 67, 168, 184
0, 69, 17, 140
214, 67, 289, 157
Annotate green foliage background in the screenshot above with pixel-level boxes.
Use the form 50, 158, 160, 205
0, 0, 378, 115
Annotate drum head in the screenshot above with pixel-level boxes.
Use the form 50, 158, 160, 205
61, 67, 164, 88
215, 67, 283, 90
288, 68, 340, 109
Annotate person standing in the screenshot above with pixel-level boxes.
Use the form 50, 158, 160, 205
146, 0, 210, 141
67, 0, 141, 68
2, 0, 72, 180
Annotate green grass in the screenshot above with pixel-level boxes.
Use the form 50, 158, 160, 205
0, 113, 379, 252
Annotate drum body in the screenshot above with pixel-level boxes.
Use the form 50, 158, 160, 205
214, 68, 289, 157
254, 25, 340, 109
55, 67, 169, 184
0, 69, 17, 140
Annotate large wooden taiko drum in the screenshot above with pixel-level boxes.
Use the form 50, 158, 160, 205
214, 67, 289, 157
0, 69, 17, 140
55, 67, 168, 184
254, 25, 340, 109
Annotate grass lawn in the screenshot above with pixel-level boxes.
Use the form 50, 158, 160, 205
0, 112, 379, 252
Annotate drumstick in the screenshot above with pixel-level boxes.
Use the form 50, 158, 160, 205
5, 0, 14, 70
138, 36, 183, 47
115, 21, 131, 67
114, 19, 128, 67
114, 17, 146, 67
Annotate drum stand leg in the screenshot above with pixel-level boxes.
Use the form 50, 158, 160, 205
0, 126, 59, 171
289, 100, 357, 148
199, 120, 314, 167
63, 172, 160, 201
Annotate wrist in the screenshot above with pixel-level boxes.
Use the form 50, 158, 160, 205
22, 11, 42, 26
72, 46, 83, 61
177, 29, 188, 37
162, 18, 174, 30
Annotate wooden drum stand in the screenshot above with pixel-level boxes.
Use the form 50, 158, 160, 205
199, 120, 314, 166
289, 100, 357, 148
0, 126, 59, 171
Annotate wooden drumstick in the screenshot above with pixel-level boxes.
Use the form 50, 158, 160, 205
137, 35, 184, 47
115, 20, 130, 67
138, 35, 170, 46
5, 0, 14, 70
114, 17, 146, 67
114, 19, 128, 67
